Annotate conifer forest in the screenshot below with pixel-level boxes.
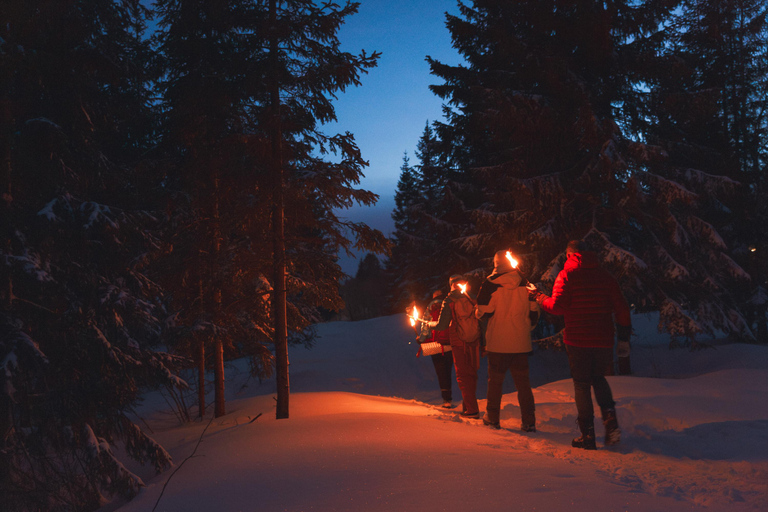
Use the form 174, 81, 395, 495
1, 1, 767, 510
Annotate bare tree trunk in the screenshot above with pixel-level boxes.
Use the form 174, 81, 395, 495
197, 279, 206, 419
211, 167, 226, 418
1, 94, 14, 482
270, 0, 289, 419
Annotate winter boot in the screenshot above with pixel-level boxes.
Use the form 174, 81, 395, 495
572, 419, 597, 450
602, 408, 621, 446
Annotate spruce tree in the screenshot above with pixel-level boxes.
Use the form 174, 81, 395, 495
154, 0, 386, 419
420, 0, 754, 343
638, 0, 768, 342
387, 123, 463, 310
1, 1, 180, 509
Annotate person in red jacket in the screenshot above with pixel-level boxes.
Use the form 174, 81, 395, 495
529, 240, 631, 449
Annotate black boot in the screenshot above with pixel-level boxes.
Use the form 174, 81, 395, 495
572, 419, 597, 450
602, 408, 621, 446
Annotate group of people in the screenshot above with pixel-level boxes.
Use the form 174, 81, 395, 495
415, 240, 632, 450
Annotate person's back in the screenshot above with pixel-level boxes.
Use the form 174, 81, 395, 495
531, 240, 631, 449
428, 275, 481, 418
481, 270, 533, 353
540, 250, 630, 348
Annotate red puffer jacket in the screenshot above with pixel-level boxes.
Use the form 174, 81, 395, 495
538, 251, 631, 348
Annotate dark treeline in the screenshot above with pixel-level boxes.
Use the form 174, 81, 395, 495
385, 0, 768, 346
1, 1, 385, 510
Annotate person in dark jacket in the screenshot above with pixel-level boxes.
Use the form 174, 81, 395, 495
428, 275, 481, 418
418, 289, 454, 408
475, 250, 540, 432
529, 240, 632, 449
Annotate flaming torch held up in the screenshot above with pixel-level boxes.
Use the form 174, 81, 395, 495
505, 250, 519, 269
457, 282, 467, 295
409, 305, 420, 327
506, 250, 530, 286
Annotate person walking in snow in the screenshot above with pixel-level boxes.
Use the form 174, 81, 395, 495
475, 250, 540, 431
418, 289, 454, 408
528, 240, 631, 449
427, 275, 481, 418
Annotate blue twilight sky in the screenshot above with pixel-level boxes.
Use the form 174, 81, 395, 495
144, 0, 464, 276
326, 0, 463, 275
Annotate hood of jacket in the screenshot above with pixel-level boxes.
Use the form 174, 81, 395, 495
564, 251, 600, 272
487, 270, 522, 289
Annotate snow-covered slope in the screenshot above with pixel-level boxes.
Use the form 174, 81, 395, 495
106, 314, 768, 512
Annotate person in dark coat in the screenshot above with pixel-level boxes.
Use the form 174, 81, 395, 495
529, 240, 632, 449
418, 289, 454, 408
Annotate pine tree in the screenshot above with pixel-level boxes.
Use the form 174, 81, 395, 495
261, 0, 386, 417
392, 153, 421, 236
154, 0, 386, 420
1, 1, 181, 509
420, 0, 753, 343
387, 124, 463, 310
340, 253, 387, 320
154, 0, 285, 419
638, 0, 768, 342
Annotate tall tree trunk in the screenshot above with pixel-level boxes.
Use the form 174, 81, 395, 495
197, 278, 206, 419
212, 169, 225, 417
1, 94, 13, 483
270, 0, 289, 419
1, 94, 12, 308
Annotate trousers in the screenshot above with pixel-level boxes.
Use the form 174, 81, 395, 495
566, 345, 616, 424
452, 343, 478, 414
485, 352, 535, 425
431, 351, 454, 402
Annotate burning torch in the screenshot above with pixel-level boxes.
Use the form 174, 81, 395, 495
505, 250, 541, 301
408, 305, 426, 327
505, 250, 530, 287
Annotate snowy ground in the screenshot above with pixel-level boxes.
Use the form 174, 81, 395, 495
105, 314, 768, 512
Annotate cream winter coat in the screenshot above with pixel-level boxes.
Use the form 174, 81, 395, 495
475, 271, 539, 353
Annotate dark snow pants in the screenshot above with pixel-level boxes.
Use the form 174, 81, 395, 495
566, 345, 616, 425
485, 352, 535, 426
431, 351, 454, 402
452, 343, 479, 414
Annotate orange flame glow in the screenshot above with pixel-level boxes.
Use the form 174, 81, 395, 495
409, 306, 419, 327
505, 251, 519, 269
457, 283, 467, 295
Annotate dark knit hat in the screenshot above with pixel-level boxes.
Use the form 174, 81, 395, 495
449, 274, 465, 286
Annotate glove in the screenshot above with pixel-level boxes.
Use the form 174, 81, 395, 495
525, 283, 541, 302
617, 340, 630, 358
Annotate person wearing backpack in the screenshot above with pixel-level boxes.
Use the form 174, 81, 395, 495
427, 275, 481, 418
475, 250, 540, 432
417, 289, 454, 408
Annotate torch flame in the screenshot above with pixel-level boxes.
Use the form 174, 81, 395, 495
457, 282, 467, 295
409, 306, 419, 327
505, 250, 519, 269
